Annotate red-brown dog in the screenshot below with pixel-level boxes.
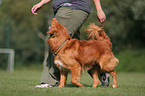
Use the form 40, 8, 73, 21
47, 18, 119, 88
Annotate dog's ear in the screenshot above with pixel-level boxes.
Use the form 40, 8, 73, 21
47, 28, 57, 34
51, 18, 59, 28
46, 18, 59, 34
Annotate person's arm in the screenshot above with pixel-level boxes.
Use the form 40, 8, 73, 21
93, 0, 106, 24
31, 0, 51, 15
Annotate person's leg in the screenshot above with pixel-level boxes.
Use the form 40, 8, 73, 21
40, 50, 60, 85
36, 49, 60, 88
55, 7, 89, 39
55, 7, 110, 87
55, 8, 110, 87
99, 72, 110, 87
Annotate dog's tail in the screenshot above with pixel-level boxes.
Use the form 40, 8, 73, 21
85, 23, 112, 49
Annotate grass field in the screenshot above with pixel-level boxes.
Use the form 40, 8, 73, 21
0, 70, 145, 96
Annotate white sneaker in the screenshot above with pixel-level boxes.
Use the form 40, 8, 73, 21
35, 84, 53, 88
99, 72, 110, 87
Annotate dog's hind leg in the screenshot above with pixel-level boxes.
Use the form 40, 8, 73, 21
70, 64, 83, 87
89, 65, 100, 87
109, 70, 117, 88
59, 70, 68, 87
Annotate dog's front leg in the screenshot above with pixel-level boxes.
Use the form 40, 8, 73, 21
70, 64, 83, 87
109, 70, 117, 88
59, 70, 67, 87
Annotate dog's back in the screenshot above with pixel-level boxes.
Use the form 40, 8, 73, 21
61, 38, 113, 70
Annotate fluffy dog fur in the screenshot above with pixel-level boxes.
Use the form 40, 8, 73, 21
47, 18, 119, 88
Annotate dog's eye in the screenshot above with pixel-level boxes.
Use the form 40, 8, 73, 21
51, 33, 57, 38
51, 35, 56, 38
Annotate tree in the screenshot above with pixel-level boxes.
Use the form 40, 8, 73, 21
81, 0, 145, 52
0, 0, 53, 67
0, 0, 144, 68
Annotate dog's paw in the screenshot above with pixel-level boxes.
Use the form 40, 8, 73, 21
112, 85, 117, 88
58, 85, 65, 88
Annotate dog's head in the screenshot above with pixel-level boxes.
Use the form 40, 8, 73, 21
47, 18, 71, 40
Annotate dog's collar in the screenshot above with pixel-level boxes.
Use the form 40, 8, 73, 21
53, 39, 69, 56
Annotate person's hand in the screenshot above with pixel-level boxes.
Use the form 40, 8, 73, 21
31, 3, 43, 15
97, 9, 106, 24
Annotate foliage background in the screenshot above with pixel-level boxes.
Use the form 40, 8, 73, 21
0, 0, 145, 72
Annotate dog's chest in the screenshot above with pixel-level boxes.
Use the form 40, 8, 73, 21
54, 59, 65, 71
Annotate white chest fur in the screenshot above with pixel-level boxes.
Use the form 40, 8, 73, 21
54, 60, 64, 70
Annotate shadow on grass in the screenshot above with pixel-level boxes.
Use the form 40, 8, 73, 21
65, 84, 103, 88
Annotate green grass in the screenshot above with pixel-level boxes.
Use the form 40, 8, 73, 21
0, 70, 145, 96
115, 49, 145, 72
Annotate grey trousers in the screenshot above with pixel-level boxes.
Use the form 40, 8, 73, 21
40, 7, 89, 85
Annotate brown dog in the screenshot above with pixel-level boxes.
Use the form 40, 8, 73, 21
47, 18, 119, 88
